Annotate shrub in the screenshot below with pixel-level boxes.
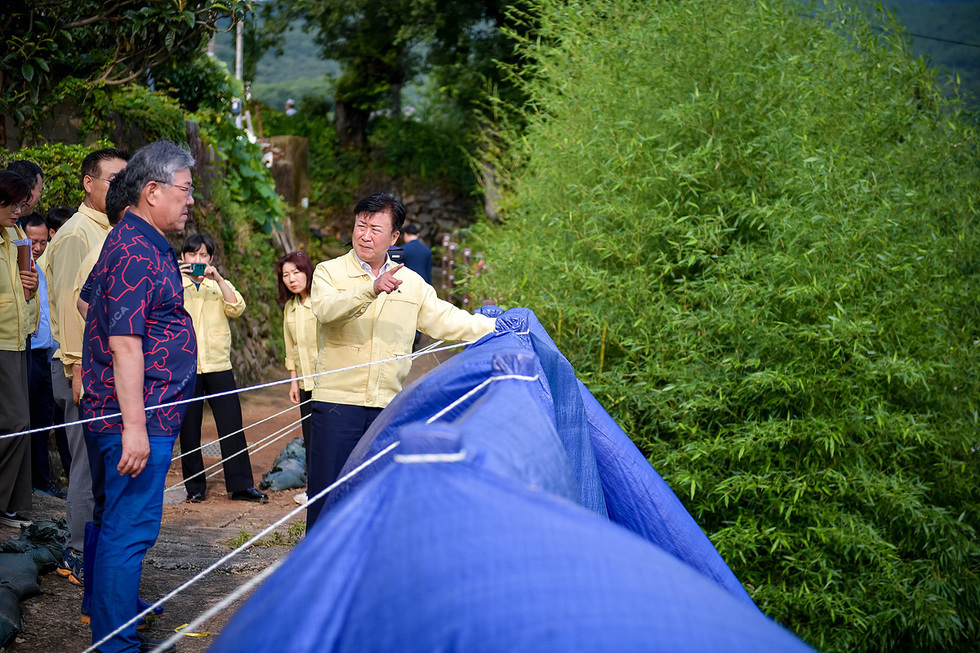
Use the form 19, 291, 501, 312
0, 140, 113, 214
473, 0, 980, 650
194, 180, 283, 382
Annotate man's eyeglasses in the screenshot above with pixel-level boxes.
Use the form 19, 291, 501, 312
155, 181, 195, 198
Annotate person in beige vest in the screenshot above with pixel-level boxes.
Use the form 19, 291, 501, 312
177, 234, 267, 503
0, 171, 39, 528
277, 250, 318, 504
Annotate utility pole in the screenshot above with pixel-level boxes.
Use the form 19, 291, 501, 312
234, 19, 244, 129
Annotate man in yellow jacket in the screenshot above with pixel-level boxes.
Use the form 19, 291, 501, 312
178, 234, 267, 503
38, 148, 128, 584
308, 192, 497, 528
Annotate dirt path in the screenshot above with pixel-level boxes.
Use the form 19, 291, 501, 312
6, 342, 455, 653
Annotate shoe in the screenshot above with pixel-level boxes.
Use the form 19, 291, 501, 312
185, 491, 206, 503
57, 547, 84, 586
293, 491, 308, 505
230, 487, 268, 503
81, 611, 147, 630
138, 596, 164, 617
0, 511, 32, 528
34, 483, 67, 500
137, 631, 175, 653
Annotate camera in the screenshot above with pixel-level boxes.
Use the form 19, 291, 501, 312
187, 262, 207, 276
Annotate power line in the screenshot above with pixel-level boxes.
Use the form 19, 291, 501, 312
907, 32, 980, 49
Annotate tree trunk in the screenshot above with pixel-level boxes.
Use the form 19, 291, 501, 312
0, 70, 6, 150
390, 82, 402, 119
334, 95, 367, 150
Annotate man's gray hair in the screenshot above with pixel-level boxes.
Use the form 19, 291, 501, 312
127, 141, 195, 196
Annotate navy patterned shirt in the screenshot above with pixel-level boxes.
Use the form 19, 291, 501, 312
81, 211, 197, 437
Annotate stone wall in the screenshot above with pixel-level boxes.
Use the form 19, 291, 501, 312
400, 187, 475, 246
310, 177, 478, 249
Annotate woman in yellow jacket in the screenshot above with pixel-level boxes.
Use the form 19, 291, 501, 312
178, 235, 267, 503
277, 251, 317, 454
0, 171, 39, 528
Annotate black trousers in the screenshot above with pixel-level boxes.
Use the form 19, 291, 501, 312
299, 388, 312, 455
0, 349, 32, 513
178, 370, 254, 496
28, 347, 71, 488
306, 401, 381, 530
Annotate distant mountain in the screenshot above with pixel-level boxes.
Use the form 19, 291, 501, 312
211, 20, 340, 109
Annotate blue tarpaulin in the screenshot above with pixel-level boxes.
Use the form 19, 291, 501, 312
211, 308, 812, 652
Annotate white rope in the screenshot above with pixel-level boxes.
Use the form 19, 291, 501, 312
171, 398, 311, 463
165, 416, 305, 493
175, 339, 490, 492
83, 333, 501, 651
173, 340, 472, 492
4, 340, 467, 441
151, 439, 467, 653
168, 338, 448, 477
149, 558, 286, 653
84, 440, 401, 653
426, 374, 539, 423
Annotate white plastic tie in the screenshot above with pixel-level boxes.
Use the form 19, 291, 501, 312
393, 450, 468, 464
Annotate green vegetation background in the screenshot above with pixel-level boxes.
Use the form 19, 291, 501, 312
472, 0, 980, 650
223, 3, 980, 111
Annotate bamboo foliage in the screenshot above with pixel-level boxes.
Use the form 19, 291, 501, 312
473, 0, 980, 650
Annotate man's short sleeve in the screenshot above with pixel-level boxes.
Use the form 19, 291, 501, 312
80, 272, 94, 305
103, 251, 156, 336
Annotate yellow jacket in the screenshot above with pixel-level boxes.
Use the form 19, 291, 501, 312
283, 295, 318, 392
311, 250, 496, 408
71, 245, 102, 337
182, 276, 246, 373
0, 225, 39, 351
38, 203, 110, 372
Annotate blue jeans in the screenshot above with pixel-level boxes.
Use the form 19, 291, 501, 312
90, 432, 174, 653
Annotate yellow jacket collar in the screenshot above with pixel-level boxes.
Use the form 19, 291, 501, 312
77, 202, 110, 230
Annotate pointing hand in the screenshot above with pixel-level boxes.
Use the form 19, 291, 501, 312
373, 264, 404, 295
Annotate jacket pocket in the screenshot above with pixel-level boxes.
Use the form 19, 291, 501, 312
381, 297, 419, 352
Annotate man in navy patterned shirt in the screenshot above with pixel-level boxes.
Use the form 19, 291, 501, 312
81, 141, 197, 653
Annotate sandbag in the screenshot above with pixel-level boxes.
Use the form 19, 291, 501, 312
274, 437, 307, 469
0, 518, 67, 575
0, 554, 39, 600
260, 458, 307, 491
0, 541, 56, 574
0, 587, 21, 649
260, 438, 308, 491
